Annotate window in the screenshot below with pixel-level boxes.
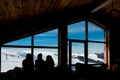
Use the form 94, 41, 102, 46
34, 48, 58, 67
34, 29, 58, 46
33, 29, 58, 66
0, 20, 109, 72
88, 22, 105, 41
3, 37, 32, 46
68, 20, 109, 70
88, 42, 104, 64
1, 29, 58, 72
68, 21, 85, 40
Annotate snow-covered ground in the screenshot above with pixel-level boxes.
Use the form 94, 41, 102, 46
1, 51, 58, 72
1, 52, 25, 72
1, 50, 104, 72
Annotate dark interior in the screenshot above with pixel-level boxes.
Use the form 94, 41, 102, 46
0, 0, 120, 80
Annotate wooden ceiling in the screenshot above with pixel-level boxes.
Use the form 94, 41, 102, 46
0, 0, 95, 24
0, 0, 120, 44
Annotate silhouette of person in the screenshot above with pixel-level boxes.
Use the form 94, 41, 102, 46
46, 55, 55, 72
22, 53, 34, 73
35, 53, 46, 73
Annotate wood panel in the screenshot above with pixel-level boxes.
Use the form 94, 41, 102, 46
0, 0, 119, 24
57, 0, 72, 11
34, 0, 42, 16
0, 0, 99, 24
0, 0, 9, 16
22, 0, 36, 17
7, 0, 17, 20
38, 0, 52, 15
47, 0, 61, 13
14, 0, 23, 19
0, 0, 9, 23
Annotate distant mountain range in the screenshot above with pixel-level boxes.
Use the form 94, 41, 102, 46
72, 52, 104, 64
95, 53, 104, 59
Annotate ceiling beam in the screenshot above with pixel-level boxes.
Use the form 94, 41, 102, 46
90, 0, 113, 13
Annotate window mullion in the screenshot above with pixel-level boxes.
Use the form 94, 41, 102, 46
85, 19, 88, 64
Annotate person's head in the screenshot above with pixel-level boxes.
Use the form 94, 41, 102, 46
26, 53, 32, 60
38, 53, 42, 59
46, 55, 51, 59
46, 55, 53, 61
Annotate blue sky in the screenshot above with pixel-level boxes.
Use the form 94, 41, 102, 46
68, 21, 104, 41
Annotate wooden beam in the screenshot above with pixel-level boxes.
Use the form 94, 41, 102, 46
90, 0, 113, 13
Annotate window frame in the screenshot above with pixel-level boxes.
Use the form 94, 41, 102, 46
67, 19, 110, 70
0, 29, 59, 72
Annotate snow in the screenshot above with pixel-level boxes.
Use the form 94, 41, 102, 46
1, 52, 24, 72
1, 51, 104, 72
1, 51, 58, 72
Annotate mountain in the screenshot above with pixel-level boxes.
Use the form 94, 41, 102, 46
72, 53, 104, 64
95, 53, 104, 59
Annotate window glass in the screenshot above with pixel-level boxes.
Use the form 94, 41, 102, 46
88, 22, 105, 41
1, 47, 31, 72
68, 21, 85, 40
3, 37, 32, 46
34, 29, 58, 46
71, 42, 85, 64
88, 42, 104, 64
34, 48, 58, 67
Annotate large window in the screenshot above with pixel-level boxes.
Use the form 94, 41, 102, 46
1, 29, 58, 72
68, 20, 109, 70
0, 20, 110, 72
